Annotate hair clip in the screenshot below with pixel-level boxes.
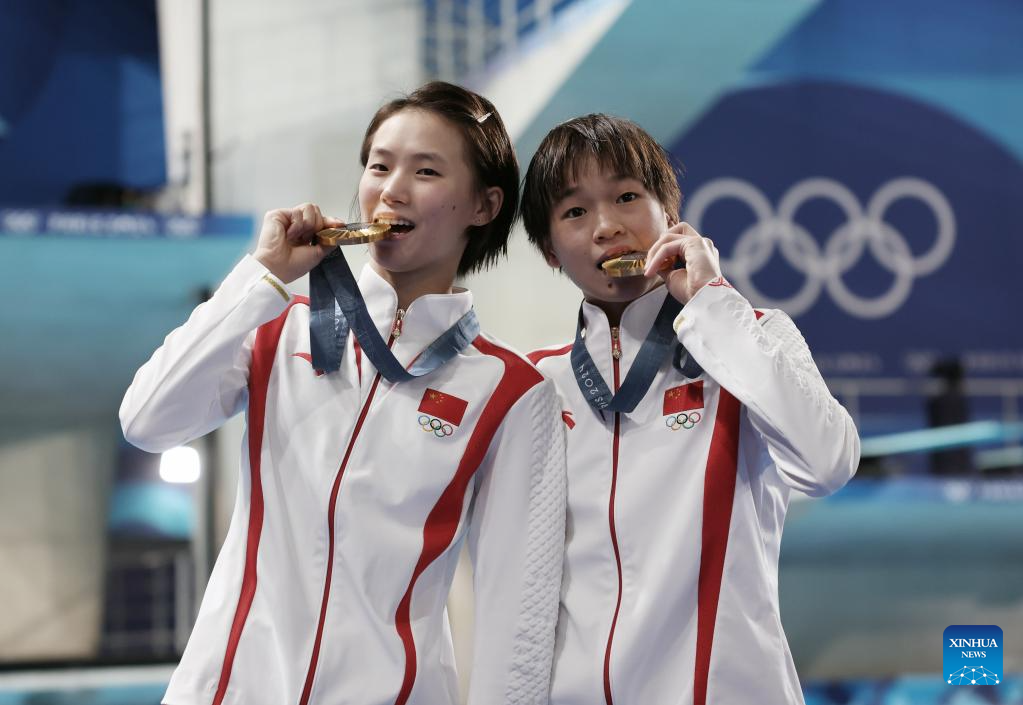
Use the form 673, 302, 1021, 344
476, 112, 492, 124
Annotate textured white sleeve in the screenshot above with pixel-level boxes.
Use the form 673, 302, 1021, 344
466, 379, 567, 705
677, 283, 860, 496
119, 255, 292, 453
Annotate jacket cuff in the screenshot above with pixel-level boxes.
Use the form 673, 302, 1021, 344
673, 278, 744, 337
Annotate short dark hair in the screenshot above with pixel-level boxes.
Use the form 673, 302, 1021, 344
520, 114, 682, 257
360, 81, 519, 277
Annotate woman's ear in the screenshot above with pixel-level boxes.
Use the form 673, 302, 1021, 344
473, 186, 503, 226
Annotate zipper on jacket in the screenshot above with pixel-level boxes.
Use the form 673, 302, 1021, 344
604, 328, 623, 705
391, 307, 406, 338
299, 331, 397, 705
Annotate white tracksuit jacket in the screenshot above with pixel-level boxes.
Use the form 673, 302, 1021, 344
120, 255, 566, 705
528, 281, 860, 705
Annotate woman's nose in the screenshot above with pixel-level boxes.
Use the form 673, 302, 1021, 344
381, 171, 409, 205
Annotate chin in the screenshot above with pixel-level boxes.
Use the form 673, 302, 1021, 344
368, 246, 410, 272
581, 289, 633, 307
596, 276, 658, 301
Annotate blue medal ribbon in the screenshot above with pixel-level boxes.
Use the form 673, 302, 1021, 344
571, 291, 701, 414
673, 342, 704, 379
308, 249, 479, 383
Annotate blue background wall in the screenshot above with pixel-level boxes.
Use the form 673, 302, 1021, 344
0, 0, 166, 205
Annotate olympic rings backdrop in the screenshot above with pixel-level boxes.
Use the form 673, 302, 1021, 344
672, 78, 1023, 381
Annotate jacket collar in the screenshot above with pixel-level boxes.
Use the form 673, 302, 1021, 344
356, 264, 474, 352
580, 284, 670, 380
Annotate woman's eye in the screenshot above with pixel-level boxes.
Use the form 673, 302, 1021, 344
417, 168, 440, 176
369, 163, 388, 172
563, 207, 585, 219
618, 192, 638, 203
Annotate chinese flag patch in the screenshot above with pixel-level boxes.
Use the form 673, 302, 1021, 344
418, 388, 469, 426
663, 381, 704, 416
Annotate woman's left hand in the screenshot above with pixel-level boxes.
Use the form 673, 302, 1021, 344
643, 222, 724, 305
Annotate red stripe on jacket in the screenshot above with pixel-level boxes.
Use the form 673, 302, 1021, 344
393, 336, 544, 705
211, 295, 309, 705
693, 389, 742, 705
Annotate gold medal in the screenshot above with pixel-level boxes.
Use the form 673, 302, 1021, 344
315, 221, 392, 246
601, 252, 648, 278
601, 251, 685, 277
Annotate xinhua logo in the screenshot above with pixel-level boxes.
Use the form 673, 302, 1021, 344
944, 625, 1002, 685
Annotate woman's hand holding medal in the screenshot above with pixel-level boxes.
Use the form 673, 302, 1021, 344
254, 203, 342, 284
643, 222, 724, 305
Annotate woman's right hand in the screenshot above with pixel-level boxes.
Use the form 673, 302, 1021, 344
253, 203, 343, 283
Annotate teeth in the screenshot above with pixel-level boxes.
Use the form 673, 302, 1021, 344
377, 217, 414, 227
598, 251, 636, 266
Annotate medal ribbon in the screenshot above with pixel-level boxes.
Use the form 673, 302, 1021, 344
571, 294, 682, 413
571, 293, 702, 413
309, 249, 479, 383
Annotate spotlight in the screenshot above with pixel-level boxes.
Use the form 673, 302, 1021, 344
159, 446, 201, 483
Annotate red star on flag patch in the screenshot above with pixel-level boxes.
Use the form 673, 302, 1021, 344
663, 381, 704, 416
418, 388, 468, 426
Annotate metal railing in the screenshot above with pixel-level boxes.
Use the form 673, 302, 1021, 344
827, 377, 1023, 427
102, 544, 194, 659
828, 377, 1023, 472
424, 0, 571, 81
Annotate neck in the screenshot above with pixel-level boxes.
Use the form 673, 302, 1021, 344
589, 298, 628, 327
586, 280, 667, 327
370, 261, 458, 311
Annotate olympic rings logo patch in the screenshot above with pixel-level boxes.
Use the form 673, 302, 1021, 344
665, 411, 702, 431
684, 177, 955, 319
419, 414, 454, 437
